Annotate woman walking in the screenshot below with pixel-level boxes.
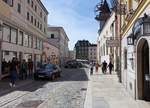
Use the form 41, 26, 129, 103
9, 57, 19, 87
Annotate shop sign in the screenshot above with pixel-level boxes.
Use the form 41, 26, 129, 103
106, 39, 120, 47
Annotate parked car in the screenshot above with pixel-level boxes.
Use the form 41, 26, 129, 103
64, 60, 77, 68
54, 65, 62, 77
64, 60, 85, 68
34, 63, 61, 80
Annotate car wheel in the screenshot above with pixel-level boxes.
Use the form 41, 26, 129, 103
58, 73, 61, 77
51, 74, 55, 80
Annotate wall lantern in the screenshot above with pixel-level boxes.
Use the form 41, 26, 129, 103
142, 16, 150, 35
127, 33, 134, 45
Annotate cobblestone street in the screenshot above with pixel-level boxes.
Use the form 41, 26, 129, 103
0, 68, 89, 108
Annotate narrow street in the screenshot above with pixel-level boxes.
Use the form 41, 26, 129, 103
0, 68, 89, 108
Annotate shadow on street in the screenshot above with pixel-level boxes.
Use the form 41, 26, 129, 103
0, 68, 89, 97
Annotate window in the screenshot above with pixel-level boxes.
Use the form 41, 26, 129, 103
34, 19, 36, 26
23, 34, 29, 47
44, 28, 46, 33
28, 35, 32, 48
37, 21, 39, 28
11, 28, 17, 44
33, 37, 37, 49
37, 39, 40, 49
44, 16, 46, 22
27, 0, 30, 4
31, 1, 34, 8
18, 31, 23, 45
17, 3, 21, 13
40, 24, 42, 30
31, 16, 33, 23
40, 11, 42, 18
51, 34, 54, 38
35, 5, 37, 12
39, 40, 43, 50
3, 0, 13, 7
3, 25, 10, 42
27, 12, 29, 20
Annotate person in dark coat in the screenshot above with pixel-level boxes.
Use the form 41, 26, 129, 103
28, 59, 33, 78
20, 59, 28, 80
108, 61, 114, 74
102, 60, 107, 74
90, 65, 94, 75
9, 57, 19, 87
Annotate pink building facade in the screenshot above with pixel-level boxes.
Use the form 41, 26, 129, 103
43, 41, 59, 64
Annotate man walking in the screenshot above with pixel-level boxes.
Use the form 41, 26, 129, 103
108, 61, 114, 74
102, 60, 107, 74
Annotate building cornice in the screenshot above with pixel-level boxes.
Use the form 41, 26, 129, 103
37, 0, 49, 15
122, 1, 150, 37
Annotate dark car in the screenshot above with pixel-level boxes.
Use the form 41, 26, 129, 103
34, 64, 61, 80
64, 60, 77, 68
54, 65, 62, 77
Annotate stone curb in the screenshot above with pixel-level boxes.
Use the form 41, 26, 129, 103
84, 80, 92, 108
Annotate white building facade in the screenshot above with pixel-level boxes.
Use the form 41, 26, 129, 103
97, 12, 116, 66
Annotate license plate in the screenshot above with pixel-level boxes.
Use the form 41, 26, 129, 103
38, 75, 44, 78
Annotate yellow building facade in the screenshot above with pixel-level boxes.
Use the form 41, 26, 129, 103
121, 0, 150, 100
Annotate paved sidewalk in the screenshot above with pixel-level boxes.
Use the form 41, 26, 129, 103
84, 68, 150, 108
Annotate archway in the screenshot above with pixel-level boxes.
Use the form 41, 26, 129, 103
137, 38, 150, 100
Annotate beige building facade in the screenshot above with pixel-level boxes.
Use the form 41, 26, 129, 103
0, 0, 48, 78
88, 44, 97, 63
47, 27, 69, 66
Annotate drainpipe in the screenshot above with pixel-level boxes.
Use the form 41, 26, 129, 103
0, 20, 2, 80
119, 0, 122, 83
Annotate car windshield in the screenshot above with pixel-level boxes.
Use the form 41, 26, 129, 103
40, 64, 47, 69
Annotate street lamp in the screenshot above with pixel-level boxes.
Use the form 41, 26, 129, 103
141, 15, 150, 35
127, 33, 134, 45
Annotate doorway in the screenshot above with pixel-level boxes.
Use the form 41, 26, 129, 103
137, 38, 150, 101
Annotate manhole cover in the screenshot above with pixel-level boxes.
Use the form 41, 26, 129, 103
16, 100, 43, 108
81, 88, 87, 91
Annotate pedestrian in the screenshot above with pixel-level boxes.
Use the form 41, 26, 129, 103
28, 59, 33, 78
108, 61, 114, 74
102, 60, 107, 74
2, 59, 7, 74
90, 65, 94, 75
20, 59, 28, 80
9, 57, 19, 87
95, 62, 100, 73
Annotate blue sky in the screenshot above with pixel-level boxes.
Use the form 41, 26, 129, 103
42, 0, 102, 50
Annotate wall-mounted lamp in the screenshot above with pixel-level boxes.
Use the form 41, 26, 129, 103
127, 33, 134, 45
